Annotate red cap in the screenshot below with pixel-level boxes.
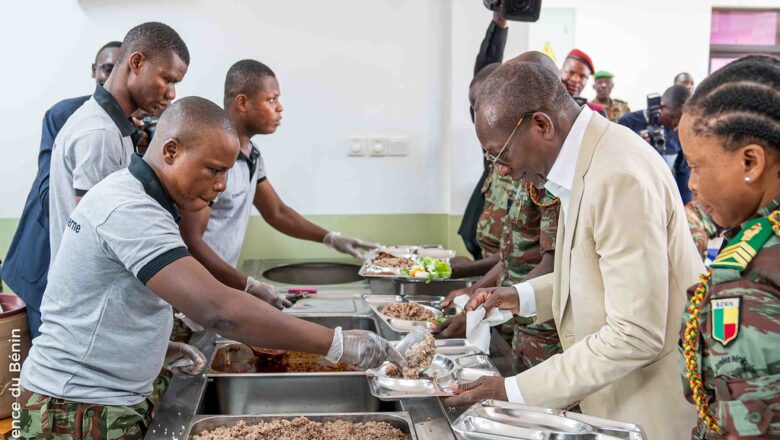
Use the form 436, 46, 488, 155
566, 49, 594, 75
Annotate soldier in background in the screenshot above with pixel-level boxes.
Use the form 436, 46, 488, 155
591, 70, 630, 123
677, 55, 779, 438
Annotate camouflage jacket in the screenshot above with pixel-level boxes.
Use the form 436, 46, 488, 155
679, 196, 780, 439
686, 200, 721, 260
476, 165, 517, 258
498, 185, 560, 287
593, 97, 631, 123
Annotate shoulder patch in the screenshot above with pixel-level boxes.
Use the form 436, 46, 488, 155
711, 297, 741, 346
711, 217, 773, 271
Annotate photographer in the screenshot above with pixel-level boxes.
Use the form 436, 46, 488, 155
618, 84, 692, 203
456, 1, 511, 272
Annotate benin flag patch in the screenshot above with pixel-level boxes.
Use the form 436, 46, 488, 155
711, 297, 741, 346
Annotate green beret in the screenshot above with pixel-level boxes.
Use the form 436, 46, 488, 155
594, 70, 614, 80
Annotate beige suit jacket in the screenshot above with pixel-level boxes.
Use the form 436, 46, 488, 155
514, 113, 704, 439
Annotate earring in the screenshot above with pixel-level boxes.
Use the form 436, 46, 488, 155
744, 176, 751, 182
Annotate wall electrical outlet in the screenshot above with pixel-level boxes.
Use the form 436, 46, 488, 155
347, 137, 365, 156
369, 138, 387, 156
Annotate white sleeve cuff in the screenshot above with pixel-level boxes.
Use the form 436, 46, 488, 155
513, 282, 537, 318
504, 376, 526, 403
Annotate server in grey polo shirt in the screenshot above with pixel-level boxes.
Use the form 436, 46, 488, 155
19, 97, 400, 439
48, 21, 190, 257
180, 60, 379, 308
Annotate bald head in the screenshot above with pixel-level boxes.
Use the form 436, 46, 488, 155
506, 51, 558, 74
476, 61, 575, 133
152, 96, 238, 152
469, 63, 501, 106
146, 96, 240, 212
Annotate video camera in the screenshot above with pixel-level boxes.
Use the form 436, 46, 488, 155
642, 93, 666, 153
131, 115, 158, 152
483, 0, 542, 22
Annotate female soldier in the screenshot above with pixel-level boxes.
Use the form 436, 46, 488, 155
679, 55, 779, 439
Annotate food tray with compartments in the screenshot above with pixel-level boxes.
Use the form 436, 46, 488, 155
451, 400, 646, 440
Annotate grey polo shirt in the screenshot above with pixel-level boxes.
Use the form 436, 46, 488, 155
202, 142, 267, 267
49, 85, 136, 257
21, 154, 190, 406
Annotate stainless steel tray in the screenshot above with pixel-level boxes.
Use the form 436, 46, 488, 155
367, 349, 499, 401
187, 412, 417, 439
359, 249, 451, 281
451, 401, 645, 440
364, 296, 442, 333
367, 355, 456, 400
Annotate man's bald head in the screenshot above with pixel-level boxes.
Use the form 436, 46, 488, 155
153, 96, 238, 152
469, 63, 501, 107
506, 51, 558, 74
476, 61, 575, 133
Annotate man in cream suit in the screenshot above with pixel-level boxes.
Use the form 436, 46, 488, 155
444, 60, 703, 439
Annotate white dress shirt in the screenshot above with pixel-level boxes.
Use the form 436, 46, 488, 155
504, 105, 594, 403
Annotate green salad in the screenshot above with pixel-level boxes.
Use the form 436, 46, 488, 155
401, 257, 452, 283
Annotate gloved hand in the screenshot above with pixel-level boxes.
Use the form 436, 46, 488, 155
323, 232, 379, 259
245, 276, 292, 309
164, 342, 207, 378
325, 326, 404, 370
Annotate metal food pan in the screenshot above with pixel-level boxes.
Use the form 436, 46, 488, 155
187, 412, 416, 439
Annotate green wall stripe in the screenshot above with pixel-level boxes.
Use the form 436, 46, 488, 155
0, 215, 474, 293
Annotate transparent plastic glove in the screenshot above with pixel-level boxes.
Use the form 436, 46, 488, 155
323, 232, 380, 259
164, 342, 207, 378
245, 276, 292, 309
325, 326, 404, 370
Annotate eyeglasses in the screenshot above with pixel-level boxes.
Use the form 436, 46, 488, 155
483, 112, 535, 165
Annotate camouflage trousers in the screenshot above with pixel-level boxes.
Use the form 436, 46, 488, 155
17, 387, 153, 440
512, 319, 562, 370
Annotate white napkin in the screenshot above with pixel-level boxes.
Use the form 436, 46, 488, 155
453, 295, 513, 354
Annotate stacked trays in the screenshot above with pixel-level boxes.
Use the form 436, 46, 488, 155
451, 400, 646, 440
367, 340, 500, 401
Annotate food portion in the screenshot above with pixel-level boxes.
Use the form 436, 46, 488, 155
192, 417, 409, 440
404, 332, 435, 371
384, 332, 436, 379
400, 257, 452, 282
381, 302, 436, 321
370, 251, 414, 269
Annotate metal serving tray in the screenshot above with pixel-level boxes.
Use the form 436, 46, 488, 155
451, 401, 645, 440
359, 249, 451, 282
367, 355, 457, 400
367, 349, 499, 401
364, 296, 443, 333
186, 412, 417, 439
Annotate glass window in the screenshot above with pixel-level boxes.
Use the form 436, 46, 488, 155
709, 8, 780, 73
711, 10, 778, 46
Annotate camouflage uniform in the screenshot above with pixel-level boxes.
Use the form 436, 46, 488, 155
679, 196, 780, 439
686, 200, 720, 260
17, 387, 152, 439
476, 166, 517, 258
498, 185, 562, 370
593, 97, 631, 123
